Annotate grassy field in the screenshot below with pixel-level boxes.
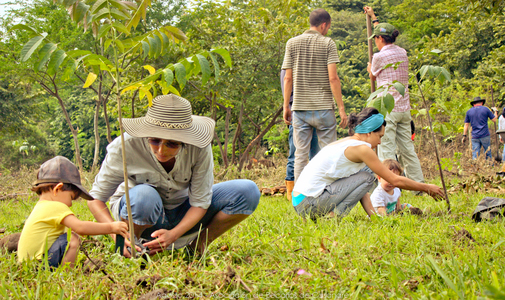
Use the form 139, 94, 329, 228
1, 167, 505, 299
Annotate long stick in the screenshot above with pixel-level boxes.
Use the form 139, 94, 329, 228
366, 14, 375, 92
114, 32, 136, 258
490, 86, 500, 161
416, 78, 451, 212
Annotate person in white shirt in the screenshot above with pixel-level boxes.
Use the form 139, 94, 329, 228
371, 159, 412, 215
292, 107, 444, 220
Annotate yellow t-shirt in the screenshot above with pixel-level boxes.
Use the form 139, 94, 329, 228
18, 200, 74, 262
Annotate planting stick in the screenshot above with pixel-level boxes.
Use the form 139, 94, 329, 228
489, 86, 501, 162
366, 14, 375, 92
416, 77, 451, 212
113, 35, 136, 257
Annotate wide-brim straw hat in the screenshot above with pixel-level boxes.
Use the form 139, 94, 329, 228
122, 94, 215, 148
470, 96, 486, 106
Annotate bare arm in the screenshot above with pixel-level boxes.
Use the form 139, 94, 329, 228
61, 214, 128, 237
328, 63, 347, 128
363, 6, 378, 27
283, 69, 293, 125
376, 206, 387, 216
367, 62, 377, 81
463, 123, 470, 135
345, 145, 444, 199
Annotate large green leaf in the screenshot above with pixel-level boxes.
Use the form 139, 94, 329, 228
109, 0, 132, 16
147, 36, 157, 57
383, 93, 395, 113
66, 50, 92, 58
36, 43, 57, 71
392, 81, 405, 97
173, 62, 187, 89
141, 41, 149, 59
163, 68, 174, 87
73, 1, 90, 24
112, 22, 130, 35
21, 35, 45, 62
90, 0, 107, 13
211, 48, 232, 68
92, 8, 110, 22
97, 24, 112, 39
9, 24, 38, 35
164, 26, 187, 41
110, 8, 129, 20
196, 54, 211, 85
152, 34, 162, 57
208, 52, 220, 82
47, 50, 67, 76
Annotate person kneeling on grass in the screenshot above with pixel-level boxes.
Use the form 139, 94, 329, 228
292, 107, 445, 220
17, 156, 128, 268
87, 94, 260, 257
370, 159, 414, 216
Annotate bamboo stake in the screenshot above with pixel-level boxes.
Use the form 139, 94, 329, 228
113, 31, 136, 258
489, 86, 501, 162
366, 14, 375, 93
416, 77, 451, 212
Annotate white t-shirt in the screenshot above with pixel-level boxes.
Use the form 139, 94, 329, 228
371, 184, 401, 214
499, 115, 505, 131
294, 139, 370, 197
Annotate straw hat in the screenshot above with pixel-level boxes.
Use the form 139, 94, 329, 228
122, 94, 215, 148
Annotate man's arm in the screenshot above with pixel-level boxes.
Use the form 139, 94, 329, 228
283, 68, 293, 125
463, 123, 470, 136
328, 63, 347, 128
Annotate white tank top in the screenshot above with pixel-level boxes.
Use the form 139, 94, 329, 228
294, 139, 371, 197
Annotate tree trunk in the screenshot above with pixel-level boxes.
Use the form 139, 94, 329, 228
238, 104, 283, 171
39, 80, 83, 170
231, 101, 245, 165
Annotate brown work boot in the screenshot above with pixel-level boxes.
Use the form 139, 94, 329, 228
285, 180, 294, 201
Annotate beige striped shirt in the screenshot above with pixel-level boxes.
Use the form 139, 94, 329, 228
282, 30, 340, 111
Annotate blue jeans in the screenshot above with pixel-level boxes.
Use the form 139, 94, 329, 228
286, 125, 319, 181
119, 180, 260, 240
471, 135, 491, 160
46, 233, 68, 268
292, 110, 337, 181
294, 167, 375, 219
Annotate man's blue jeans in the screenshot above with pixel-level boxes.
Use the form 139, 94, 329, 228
292, 110, 337, 181
286, 125, 319, 181
471, 135, 491, 160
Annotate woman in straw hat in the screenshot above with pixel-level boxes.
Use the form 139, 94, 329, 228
87, 94, 260, 256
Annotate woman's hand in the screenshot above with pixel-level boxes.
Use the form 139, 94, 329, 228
426, 184, 445, 201
143, 229, 179, 255
363, 6, 376, 18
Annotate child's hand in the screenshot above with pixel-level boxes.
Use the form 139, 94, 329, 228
426, 184, 445, 201
111, 221, 128, 238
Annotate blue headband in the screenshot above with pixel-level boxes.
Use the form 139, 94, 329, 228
354, 113, 385, 134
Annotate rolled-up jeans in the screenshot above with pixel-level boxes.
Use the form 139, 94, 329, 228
294, 168, 375, 219
118, 179, 260, 248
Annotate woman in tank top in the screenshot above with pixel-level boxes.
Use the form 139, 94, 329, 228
292, 107, 444, 220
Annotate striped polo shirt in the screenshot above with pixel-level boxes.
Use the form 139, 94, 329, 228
282, 30, 340, 111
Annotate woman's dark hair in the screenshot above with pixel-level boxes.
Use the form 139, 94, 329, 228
348, 107, 386, 135
501, 107, 505, 118
380, 29, 400, 44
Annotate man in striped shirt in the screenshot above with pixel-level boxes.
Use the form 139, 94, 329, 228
365, 6, 424, 186
282, 8, 347, 182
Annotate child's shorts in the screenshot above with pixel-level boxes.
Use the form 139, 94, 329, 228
46, 233, 68, 268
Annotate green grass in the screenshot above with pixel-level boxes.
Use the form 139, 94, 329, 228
1, 174, 505, 299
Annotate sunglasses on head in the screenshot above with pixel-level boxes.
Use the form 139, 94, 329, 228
148, 138, 183, 148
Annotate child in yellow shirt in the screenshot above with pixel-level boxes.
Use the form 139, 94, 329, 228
18, 156, 128, 268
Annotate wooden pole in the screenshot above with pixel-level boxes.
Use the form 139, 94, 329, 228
416, 77, 451, 212
366, 14, 375, 92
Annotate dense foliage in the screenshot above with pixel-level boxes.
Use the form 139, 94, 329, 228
1, 0, 504, 171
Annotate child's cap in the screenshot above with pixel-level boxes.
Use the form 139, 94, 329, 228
32, 156, 93, 200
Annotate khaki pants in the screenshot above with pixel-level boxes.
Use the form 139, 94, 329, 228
378, 111, 424, 183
